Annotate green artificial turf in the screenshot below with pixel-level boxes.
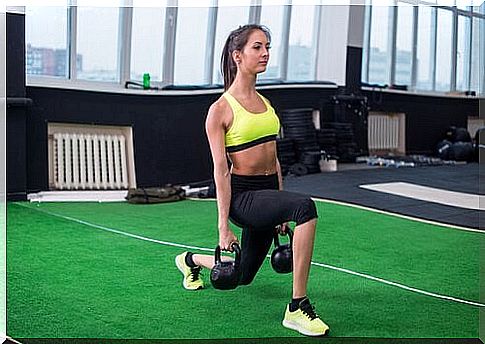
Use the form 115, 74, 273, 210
6, 200, 482, 339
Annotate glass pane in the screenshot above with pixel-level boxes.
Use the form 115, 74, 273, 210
368, 6, 391, 85
470, 17, 480, 92
173, 7, 210, 85
25, 6, 68, 77
130, 7, 165, 83
455, 0, 471, 11
259, 3, 285, 79
212, 4, 251, 85
416, 6, 433, 90
77, 7, 120, 82
287, 5, 316, 81
456, 15, 471, 90
395, 4, 413, 86
435, 8, 453, 91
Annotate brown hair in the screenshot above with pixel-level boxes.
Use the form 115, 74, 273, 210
220, 24, 271, 90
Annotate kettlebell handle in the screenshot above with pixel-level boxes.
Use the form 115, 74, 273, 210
214, 242, 241, 267
274, 226, 293, 248
232, 242, 241, 268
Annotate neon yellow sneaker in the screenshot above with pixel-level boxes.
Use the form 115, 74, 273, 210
282, 298, 329, 336
175, 252, 204, 290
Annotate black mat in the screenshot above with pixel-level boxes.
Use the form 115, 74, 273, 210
283, 163, 483, 229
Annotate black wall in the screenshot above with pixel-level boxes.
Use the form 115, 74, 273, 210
7, 13, 28, 200
362, 89, 478, 154
25, 87, 336, 192
7, 13, 25, 98
345, 46, 363, 93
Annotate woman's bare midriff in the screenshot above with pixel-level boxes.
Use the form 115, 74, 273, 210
229, 141, 277, 176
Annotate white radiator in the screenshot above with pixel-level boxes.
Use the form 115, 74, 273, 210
49, 124, 136, 190
368, 112, 406, 154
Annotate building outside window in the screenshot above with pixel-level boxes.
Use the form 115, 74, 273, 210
25, 6, 70, 78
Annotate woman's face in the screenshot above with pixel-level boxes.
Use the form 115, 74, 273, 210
236, 29, 271, 74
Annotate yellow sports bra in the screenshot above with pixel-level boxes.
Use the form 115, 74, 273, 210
223, 92, 280, 153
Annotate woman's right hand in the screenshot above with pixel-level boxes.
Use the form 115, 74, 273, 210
219, 226, 239, 252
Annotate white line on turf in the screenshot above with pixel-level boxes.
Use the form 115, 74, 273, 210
15, 203, 485, 308
310, 197, 483, 234
189, 197, 483, 233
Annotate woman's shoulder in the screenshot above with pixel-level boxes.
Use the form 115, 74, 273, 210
208, 94, 231, 117
206, 94, 232, 127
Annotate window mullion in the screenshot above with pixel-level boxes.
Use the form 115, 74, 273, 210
68, 3, 77, 80
431, 6, 437, 90
118, 6, 133, 85
389, 4, 397, 86
363, 2, 372, 83
249, 0, 262, 24
162, 0, 178, 86
280, 4, 291, 81
411, 5, 419, 89
204, 1, 218, 85
481, 17, 485, 94
450, 7, 458, 91
312, 4, 322, 81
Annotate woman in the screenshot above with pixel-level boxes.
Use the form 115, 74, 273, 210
175, 24, 329, 337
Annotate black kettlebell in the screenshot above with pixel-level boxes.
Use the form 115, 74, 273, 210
210, 243, 241, 290
271, 227, 294, 274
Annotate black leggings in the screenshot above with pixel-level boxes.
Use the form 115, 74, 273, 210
229, 173, 318, 285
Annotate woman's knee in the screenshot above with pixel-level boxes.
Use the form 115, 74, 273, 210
294, 197, 318, 225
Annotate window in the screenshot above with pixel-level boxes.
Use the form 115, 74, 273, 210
76, 7, 120, 82
395, 4, 414, 86
173, 7, 210, 85
368, 6, 391, 85
456, 14, 471, 91
416, 6, 434, 90
287, 5, 317, 81
259, 3, 285, 79
212, 4, 251, 85
24, 3, 329, 89
364, 2, 484, 95
435, 8, 453, 91
130, 7, 166, 83
25, 6, 68, 78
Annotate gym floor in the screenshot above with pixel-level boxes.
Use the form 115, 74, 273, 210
285, 162, 482, 229
6, 162, 483, 343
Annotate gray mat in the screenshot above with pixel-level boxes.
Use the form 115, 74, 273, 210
283, 163, 483, 229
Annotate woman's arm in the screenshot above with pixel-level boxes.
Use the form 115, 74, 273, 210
276, 156, 290, 233
276, 157, 283, 191
205, 103, 238, 251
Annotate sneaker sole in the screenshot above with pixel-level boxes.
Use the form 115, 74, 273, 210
282, 319, 329, 337
175, 255, 203, 291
